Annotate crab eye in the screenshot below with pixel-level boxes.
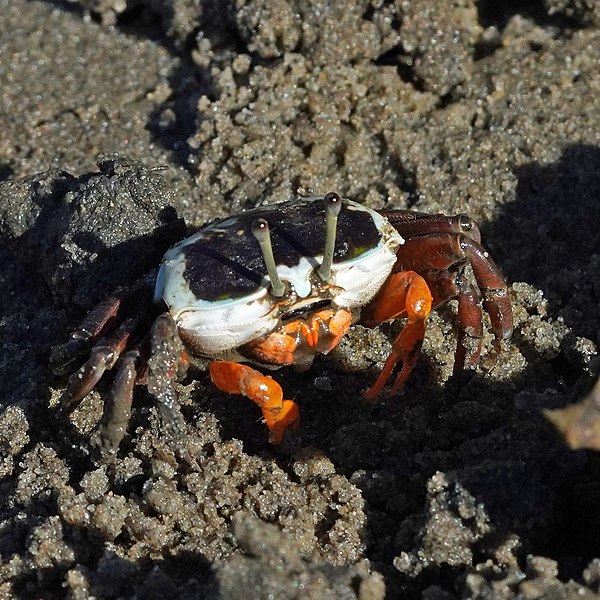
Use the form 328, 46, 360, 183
252, 217, 286, 298
458, 213, 474, 231
323, 191, 342, 209
317, 192, 343, 283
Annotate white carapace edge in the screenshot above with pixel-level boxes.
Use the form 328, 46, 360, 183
154, 200, 405, 356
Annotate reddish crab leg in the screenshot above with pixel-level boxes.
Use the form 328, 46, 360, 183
459, 236, 512, 348
361, 271, 433, 401
93, 348, 140, 461
50, 297, 122, 376
209, 362, 299, 444
424, 269, 483, 374
59, 316, 139, 416
395, 233, 513, 344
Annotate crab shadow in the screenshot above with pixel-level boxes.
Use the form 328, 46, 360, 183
483, 143, 600, 341
209, 343, 597, 595
286, 363, 593, 594
475, 0, 588, 33
479, 142, 600, 567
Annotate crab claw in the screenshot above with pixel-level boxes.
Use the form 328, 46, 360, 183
209, 362, 299, 444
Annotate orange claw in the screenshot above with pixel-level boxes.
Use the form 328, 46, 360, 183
310, 308, 352, 353
362, 271, 432, 402
209, 361, 299, 444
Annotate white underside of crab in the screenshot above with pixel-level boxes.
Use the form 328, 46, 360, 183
154, 202, 404, 356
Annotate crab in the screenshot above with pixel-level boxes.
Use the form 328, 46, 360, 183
51, 193, 512, 458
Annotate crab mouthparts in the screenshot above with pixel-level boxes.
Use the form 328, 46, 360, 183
280, 298, 332, 322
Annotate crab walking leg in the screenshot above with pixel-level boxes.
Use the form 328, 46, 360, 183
92, 348, 140, 461
423, 269, 484, 375
147, 313, 188, 440
51, 272, 156, 373
395, 233, 513, 345
58, 317, 139, 416
458, 236, 513, 348
361, 271, 433, 401
209, 362, 299, 444
50, 297, 121, 376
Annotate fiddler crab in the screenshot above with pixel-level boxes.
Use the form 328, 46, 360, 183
51, 193, 512, 458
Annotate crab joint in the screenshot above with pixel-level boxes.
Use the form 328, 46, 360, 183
252, 217, 286, 297
317, 192, 342, 283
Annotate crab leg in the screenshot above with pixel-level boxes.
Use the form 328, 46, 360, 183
209, 362, 299, 444
147, 313, 188, 439
395, 233, 513, 345
51, 272, 156, 375
458, 236, 512, 347
58, 317, 139, 416
95, 313, 189, 461
423, 269, 484, 374
50, 297, 121, 376
92, 348, 141, 461
361, 271, 433, 401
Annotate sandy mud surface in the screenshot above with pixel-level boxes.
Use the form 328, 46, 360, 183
1, 0, 599, 598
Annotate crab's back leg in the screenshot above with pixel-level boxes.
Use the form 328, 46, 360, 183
92, 347, 141, 462
50, 297, 122, 376
146, 313, 190, 443
458, 236, 513, 348
209, 362, 299, 444
51, 274, 155, 376
58, 316, 139, 416
361, 271, 433, 401
96, 313, 190, 462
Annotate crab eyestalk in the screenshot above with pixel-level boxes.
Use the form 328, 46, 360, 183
252, 217, 286, 298
317, 192, 342, 282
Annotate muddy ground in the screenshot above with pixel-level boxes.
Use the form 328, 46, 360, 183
1, 0, 600, 598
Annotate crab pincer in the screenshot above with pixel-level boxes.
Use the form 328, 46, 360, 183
209, 362, 299, 444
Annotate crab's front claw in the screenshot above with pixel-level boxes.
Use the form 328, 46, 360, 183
209, 362, 299, 444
